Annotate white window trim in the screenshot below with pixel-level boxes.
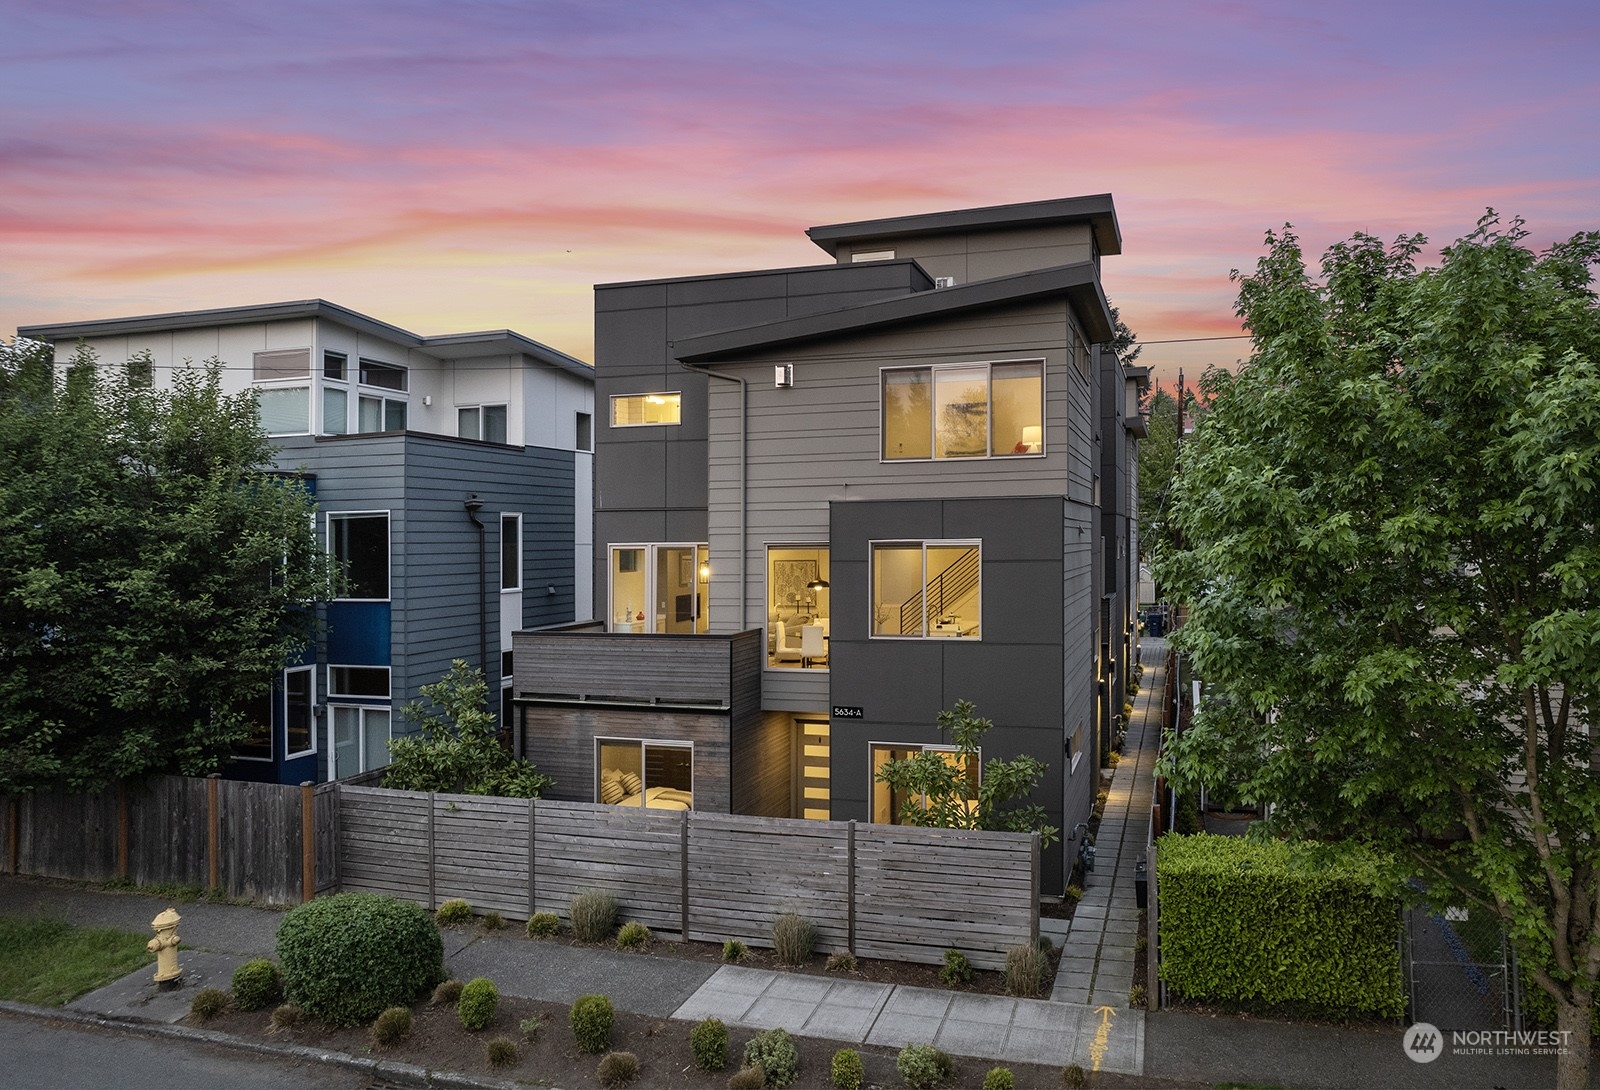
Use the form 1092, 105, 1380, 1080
608, 542, 706, 633
327, 704, 392, 778
609, 391, 682, 428
879, 357, 1047, 463
285, 665, 317, 760
327, 664, 392, 700
458, 403, 510, 443
869, 539, 982, 640
327, 510, 392, 603
593, 737, 695, 807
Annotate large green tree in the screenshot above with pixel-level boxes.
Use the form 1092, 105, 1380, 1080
1137, 384, 1180, 557
0, 341, 334, 794
1154, 215, 1599, 1088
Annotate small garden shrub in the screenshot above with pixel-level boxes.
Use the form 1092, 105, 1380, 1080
1004, 943, 1048, 997
722, 938, 748, 963
825, 952, 857, 973
771, 912, 815, 966
830, 1047, 864, 1090
519, 1014, 544, 1040
370, 1006, 413, 1049
938, 949, 973, 988
571, 890, 619, 943
486, 1035, 518, 1069
617, 920, 652, 950
982, 1067, 1015, 1090
570, 993, 615, 1053
431, 979, 463, 1006
458, 977, 499, 1031
690, 1017, 729, 1071
269, 1002, 303, 1031
1129, 984, 1147, 1007
230, 958, 282, 1012
435, 898, 473, 925
1062, 1062, 1087, 1088
1156, 835, 1405, 1018
276, 892, 444, 1027
743, 1027, 800, 1088
727, 1067, 766, 1090
1065, 884, 1084, 903
896, 1044, 954, 1089
190, 987, 228, 1021
597, 1050, 639, 1087
526, 912, 561, 938
481, 910, 506, 931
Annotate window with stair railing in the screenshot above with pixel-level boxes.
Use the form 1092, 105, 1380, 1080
870, 540, 980, 639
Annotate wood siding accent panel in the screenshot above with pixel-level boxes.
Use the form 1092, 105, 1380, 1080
515, 632, 735, 705
519, 707, 732, 813
730, 710, 795, 817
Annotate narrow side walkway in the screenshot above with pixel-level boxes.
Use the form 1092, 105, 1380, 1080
1050, 635, 1165, 1010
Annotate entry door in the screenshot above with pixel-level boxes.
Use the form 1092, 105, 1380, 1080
797, 718, 831, 820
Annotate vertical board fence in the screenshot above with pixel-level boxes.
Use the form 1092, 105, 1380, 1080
5, 776, 1040, 969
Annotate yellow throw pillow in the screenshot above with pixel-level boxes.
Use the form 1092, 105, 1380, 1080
622, 772, 642, 796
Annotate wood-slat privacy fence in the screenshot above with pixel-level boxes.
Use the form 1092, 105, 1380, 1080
5, 776, 1040, 970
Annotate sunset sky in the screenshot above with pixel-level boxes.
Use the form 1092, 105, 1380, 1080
3, 0, 1596, 383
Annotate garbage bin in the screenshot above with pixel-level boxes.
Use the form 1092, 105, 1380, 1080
1134, 855, 1148, 910
1147, 611, 1164, 638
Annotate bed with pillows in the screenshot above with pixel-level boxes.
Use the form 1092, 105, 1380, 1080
598, 767, 693, 810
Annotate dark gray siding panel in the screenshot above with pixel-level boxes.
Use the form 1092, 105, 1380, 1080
731, 710, 794, 817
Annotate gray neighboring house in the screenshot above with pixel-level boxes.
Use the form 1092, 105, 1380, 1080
19, 300, 595, 785
509, 194, 1145, 892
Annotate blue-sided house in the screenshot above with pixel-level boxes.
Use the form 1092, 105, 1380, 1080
20, 300, 595, 785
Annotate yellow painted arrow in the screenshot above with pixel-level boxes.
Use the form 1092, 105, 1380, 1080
1095, 1005, 1116, 1027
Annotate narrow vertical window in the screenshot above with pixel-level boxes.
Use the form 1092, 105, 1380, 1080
501, 514, 521, 592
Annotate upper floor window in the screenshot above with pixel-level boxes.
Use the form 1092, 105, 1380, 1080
501, 513, 521, 592
329, 512, 390, 600
358, 359, 407, 390
357, 359, 407, 433
872, 541, 980, 639
881, 360, 1043, 460
576, 411, 593, 451
459, 404, 508, 444
253, 348, 311, 436
852, 249, 895, 262
611, 392, 680, 427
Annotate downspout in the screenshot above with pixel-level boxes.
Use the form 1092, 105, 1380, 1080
688, 366, 747, 629
463, 495, 489, 700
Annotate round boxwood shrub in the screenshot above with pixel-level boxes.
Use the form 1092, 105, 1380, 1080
981, 1067, 1014, 1090
230, 958, 282, 1012
435, 898, 473, 925
570, 993, 615, 1053
458, 977, 499, 1031
276, 892, 444, 1027
831, 1047, 865, 1090
743, 1027, 800, 1089
690, 1016, 728, 1071
896, 1044, 953, 1089
526, 912, 561, 938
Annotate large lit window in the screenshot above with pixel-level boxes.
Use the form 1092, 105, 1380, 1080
766, 545, 830, 669
871, 744, 978, 824
330, 513, 390, 600
254, 348, 312, 436
609, 544, 707, 634
596, 739, 693, 810
881, 360, 1043, 460
459, 404, 508, 443
872, 541, 980, 639
611, 392, 681, 427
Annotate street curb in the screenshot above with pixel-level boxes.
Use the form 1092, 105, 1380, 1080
0, 999, 525, 1090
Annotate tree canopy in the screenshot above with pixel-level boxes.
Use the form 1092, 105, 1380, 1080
0, 341, 334, 794
384, 660, 553, 798
1154, 214, 1600, 1087
1137, 384, 1180, 556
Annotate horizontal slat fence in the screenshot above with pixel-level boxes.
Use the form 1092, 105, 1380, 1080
687, 814, 852, 955
433, 794, 531, 918
338, 787, 431, 903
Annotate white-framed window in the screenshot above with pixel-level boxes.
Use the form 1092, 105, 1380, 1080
501, 514, 521, 592
253, 348, 312, 436
871, 540, 980, 639
328, 665, 390, 699
595, 738, 694, 810
852, 248, 895, 262
328, 512, 390, 600
357, 359, 407, 433
881, 359, 1044, 460
321, 351, 349, 435
609, 543, 708, 634
458, 404, 508, 444
610, 392, 681, 427
285, 666, 316, 759
765, 544, 831, 670
869, 742, 979, 825
329, 705, 391, 779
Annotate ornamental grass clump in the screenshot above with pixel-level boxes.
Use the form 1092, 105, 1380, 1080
743, 1027, 799, 1088
727, 1067, 766, 1090
771, 912, 815, 967
190, 987, 228, 1021
690, 1017, 729, 1071
825, 952, 857, 973
570, 890, 618, 943
1062, 1062, 1087, 1088
830, 1047, 865, 1090
269, 1003, 303, 1031
276, 892, 443, 1027
370, 1006, 413, 1049
570, 993, 615, 1053
481, 910, 506, 931
896, 1044, 954, 1089
486, 1035, 519, 1069
230, 958, 282, 1012
1004, 943, 1048, 998
597, 1050, 639, 1087
435, 898, 473, 925
458, 977, 499, 1031
431, 979, 463, 1006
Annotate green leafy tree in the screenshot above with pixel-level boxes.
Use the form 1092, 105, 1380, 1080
385, 660, 552, 797
1154, 214, 1599, 1088
873, 700, 1058, 846
1137, 384, 1179, 557
0, 341, 333, 794
1109, 301, 1141, 365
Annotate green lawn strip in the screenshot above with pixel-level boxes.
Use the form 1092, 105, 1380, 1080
0, 916, 154, 1006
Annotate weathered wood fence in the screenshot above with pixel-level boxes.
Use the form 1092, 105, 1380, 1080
337, 787, 1039, 970
4, 776, 1041, 970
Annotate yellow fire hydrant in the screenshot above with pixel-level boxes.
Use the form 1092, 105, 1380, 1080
147, 907, 182, 989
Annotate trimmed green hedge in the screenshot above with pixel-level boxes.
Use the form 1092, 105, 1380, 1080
1157, 834, 1404, 1018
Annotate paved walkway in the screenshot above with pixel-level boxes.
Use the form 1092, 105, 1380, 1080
1051, 635, 1164, 1010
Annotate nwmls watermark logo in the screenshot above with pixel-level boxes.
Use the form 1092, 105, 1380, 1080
1403, 1022, 1444, 1063
1402, 1023, 1574, 1062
